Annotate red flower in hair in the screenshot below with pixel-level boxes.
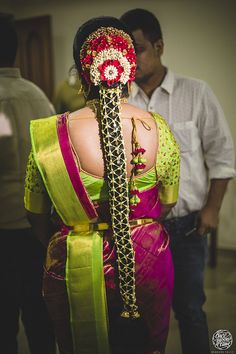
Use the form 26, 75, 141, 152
99, 59, 124, 86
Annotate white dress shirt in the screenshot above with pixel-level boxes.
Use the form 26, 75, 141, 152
129, 69, 236, 217
0, 68, 54, 229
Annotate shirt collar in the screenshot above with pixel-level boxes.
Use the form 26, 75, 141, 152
130, 67, 174, 98
160, 69, 174, 94
0, 67, 21, 78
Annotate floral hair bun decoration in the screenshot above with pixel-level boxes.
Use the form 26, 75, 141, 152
80, 27, 136, 87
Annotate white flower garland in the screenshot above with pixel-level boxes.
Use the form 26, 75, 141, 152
90, 48, 131, 86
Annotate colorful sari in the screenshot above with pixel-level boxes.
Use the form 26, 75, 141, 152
24, 112, 179, 354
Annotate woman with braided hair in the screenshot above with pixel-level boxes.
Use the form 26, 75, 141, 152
24, 16, 180, 354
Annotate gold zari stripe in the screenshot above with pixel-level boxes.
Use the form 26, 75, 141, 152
73, 218, 155, 232
159, 183, 179, 205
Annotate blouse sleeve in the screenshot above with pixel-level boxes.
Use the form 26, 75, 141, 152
24, 151, 52, 214
155, 114, 180, 205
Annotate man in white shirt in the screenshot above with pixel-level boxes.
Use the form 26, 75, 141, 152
121, 8, 235, 354
0, 14, 55, 354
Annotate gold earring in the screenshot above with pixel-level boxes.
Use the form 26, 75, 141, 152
78, 85, 84, 95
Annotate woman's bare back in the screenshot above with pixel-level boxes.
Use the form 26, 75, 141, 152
68, 103, 158, 178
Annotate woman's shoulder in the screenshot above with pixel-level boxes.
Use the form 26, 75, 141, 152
151, 112, 179, 151
151, 112, 167, 125
122, 103, 152, 119
69, 106, 95, 121
151, 112, 174, 135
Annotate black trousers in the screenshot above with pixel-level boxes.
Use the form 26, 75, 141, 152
164, 212, 210, 354
0, 228, 56, 354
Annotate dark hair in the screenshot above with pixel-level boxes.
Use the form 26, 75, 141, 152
73, 16, 133, 99
120, 8, 163, 44
0, 13, 18, 67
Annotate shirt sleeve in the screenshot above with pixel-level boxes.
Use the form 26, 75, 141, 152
156, 115, 180, 204
24, 150, 52, 214
198, 83, 236, 179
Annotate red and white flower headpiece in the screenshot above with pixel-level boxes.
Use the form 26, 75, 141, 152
80, 27, 136, 87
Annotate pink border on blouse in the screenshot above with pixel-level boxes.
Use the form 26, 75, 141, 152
56, 113, 98, 220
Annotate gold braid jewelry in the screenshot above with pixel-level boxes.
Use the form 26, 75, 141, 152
99, 85, 139, 319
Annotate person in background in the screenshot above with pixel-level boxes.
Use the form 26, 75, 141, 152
0, 13, 56, 354
120, 8, 236, 354
53, 65, 85, 114
24, 16, 180, 354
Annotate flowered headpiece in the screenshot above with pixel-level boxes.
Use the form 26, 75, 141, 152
80, 27, 136, 87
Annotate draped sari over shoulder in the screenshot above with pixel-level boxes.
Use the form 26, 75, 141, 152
24, 112, 180, 354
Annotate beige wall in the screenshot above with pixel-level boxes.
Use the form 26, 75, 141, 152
3, 0, 236, 249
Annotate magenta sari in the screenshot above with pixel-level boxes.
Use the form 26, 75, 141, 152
43, 189, 174, 354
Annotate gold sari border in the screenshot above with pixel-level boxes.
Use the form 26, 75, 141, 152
159, 183, 179, 204
66, 230, 110, 354
30, 116, 88, 225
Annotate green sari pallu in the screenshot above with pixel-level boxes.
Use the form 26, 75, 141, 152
29, 114, 110, 354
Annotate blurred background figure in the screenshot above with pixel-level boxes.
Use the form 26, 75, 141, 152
0, 13, 56, 354
53, 65, 85, 113
120, 8, 235, 354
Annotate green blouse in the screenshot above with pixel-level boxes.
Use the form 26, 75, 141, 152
24, 112, 180, 214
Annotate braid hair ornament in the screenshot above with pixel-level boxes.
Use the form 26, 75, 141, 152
99, 85, 139, 318
80, 27, 139, 318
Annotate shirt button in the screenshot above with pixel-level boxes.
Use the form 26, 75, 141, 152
149, 106, 153, 111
